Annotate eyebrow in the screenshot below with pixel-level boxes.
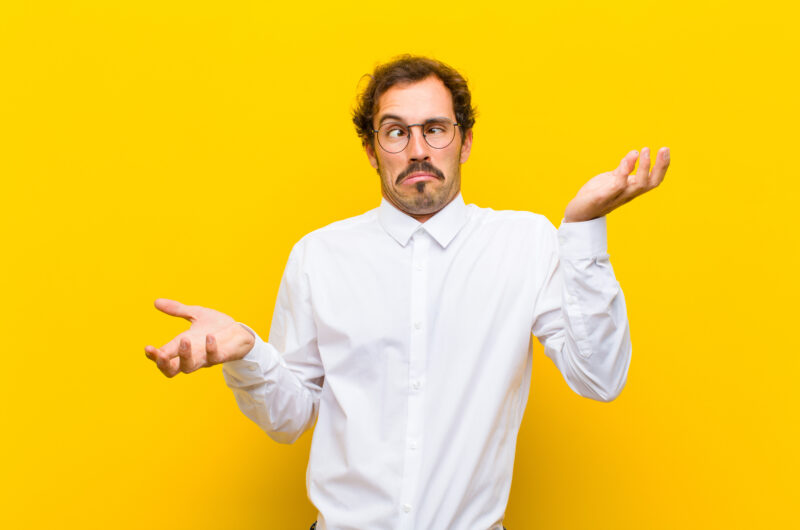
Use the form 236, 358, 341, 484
377, 114, 453, 125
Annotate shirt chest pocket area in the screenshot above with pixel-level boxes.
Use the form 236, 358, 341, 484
310, 267, 411, 379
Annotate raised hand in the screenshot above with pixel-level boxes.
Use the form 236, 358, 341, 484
563, 147, 670, 223
144, 298, 255, 378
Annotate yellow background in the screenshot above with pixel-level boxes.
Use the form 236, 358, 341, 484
1, 1, 797, 528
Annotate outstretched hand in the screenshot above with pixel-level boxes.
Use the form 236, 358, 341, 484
144, 298, 255, 378
563, 147, 670, 223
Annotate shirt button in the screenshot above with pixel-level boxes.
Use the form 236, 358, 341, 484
415, 263, 423, 271
247, 365, 257, 372
412, 380, 421, 390
414, 321, 422, 330
409, 441, 418, 450
402, 504, 412, 513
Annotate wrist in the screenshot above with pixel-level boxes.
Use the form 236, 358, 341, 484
237, 322, 256, 338
563, 215, 596, 223
231, 322, 257, 361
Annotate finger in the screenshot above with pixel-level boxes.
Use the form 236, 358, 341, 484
178, 337, 202, 374
612, 150, 639, 178
145, 345, 167, 364
205, 333, 222, 365
154, 298, 197, 323
206, 326, 238, 365
161, 356, 181, 378
150, 346, 181, 378
649, 147, 671, 187
628, 146, 651, 192
157, 335, 181, 361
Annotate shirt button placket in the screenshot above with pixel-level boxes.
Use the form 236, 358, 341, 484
399, 229, 429, 528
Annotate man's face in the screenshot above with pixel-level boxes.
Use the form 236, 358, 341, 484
365, 76, 472, 222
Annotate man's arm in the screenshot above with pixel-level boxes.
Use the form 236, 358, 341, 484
144, 240, 323, 444
222, 241, 323, 444
532, 216, 630, 402
531, 146, 670, 401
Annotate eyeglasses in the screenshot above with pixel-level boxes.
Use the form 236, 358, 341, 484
373, 118, 460, 154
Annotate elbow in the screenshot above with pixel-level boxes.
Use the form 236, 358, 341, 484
268, 429, 305, 445
586, 373, 628, 403
563, 359, 629, 402
262, 400, 319, 445
590, 387, 622, 403
584, 337, 631, 403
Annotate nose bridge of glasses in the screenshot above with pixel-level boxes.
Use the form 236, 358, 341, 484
407, 123, 430, 150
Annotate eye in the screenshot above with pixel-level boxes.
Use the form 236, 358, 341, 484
425, 121, 449, 135
380, 123, 408, 139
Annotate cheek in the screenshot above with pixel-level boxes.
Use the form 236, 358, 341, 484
436, 149, 461, 172
380, 156, 404, 176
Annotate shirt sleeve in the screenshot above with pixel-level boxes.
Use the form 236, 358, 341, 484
222, 240, 324, 443
531, 216, 631, 402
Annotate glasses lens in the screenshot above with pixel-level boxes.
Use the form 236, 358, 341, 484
423, 120, 455, 149
377, 123, 409, 153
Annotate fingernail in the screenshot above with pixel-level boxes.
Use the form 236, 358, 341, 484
207, 335, 214, 345
664, 148, 670, 160
642, 147, 649, 157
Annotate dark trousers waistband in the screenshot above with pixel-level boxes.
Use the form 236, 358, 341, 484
308, 521, 506, 530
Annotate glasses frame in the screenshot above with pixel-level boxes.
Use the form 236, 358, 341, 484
372, 118, 461, 154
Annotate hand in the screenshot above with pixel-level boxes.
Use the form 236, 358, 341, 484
144, 298, 255, 378
563, 147, 670, 222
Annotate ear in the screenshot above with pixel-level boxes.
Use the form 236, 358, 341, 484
365, 141, 379, 170
459, 128, 473, 164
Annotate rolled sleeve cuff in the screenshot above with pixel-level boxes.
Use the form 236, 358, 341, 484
557, 216, 608, 259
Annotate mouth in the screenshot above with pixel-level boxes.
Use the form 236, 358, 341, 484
401, 172, 441, 185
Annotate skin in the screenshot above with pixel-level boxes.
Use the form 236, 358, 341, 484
145, 74, 671, 378
563, 146, 670, 222
144, 299, 254, 377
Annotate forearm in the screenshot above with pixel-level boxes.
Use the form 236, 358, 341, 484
223, 324, 321, 444
536, 216, 632, 402
548, 258, 631, 402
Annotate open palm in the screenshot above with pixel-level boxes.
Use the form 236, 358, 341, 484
564, 147, 670, 222
144, 298, 254, 378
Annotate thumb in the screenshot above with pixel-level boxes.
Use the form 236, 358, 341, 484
153, 298, 196, 322
612, 150, 639, 177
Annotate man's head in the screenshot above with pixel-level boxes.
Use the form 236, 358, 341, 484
353, 55, 476, 222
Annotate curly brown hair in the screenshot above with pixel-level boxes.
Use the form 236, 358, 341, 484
352, 55, 477, 148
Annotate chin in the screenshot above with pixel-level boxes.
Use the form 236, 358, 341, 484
401, 192, 449, 214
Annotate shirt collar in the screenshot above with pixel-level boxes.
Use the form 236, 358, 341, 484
377, 192, 469, 248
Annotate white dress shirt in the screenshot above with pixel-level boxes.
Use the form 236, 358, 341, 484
223, 192, 631, 530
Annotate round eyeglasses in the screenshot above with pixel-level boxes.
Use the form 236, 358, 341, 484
373, 119, 460, 154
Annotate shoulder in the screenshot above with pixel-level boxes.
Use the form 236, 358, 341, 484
466, 202, 556, 235
289, 207, 380, 258
307, 208, 378, 238
463, 204, 559, 258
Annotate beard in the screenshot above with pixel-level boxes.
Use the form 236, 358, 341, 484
377, 158, 461, 217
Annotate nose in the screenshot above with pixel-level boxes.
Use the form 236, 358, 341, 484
407, 124, 430, 162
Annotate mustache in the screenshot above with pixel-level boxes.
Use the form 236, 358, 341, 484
396, 161, 445, 184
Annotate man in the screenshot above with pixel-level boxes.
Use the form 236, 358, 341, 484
145, 55, 670, 530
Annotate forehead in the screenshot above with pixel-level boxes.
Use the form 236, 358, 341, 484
375, 76, 455, 124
